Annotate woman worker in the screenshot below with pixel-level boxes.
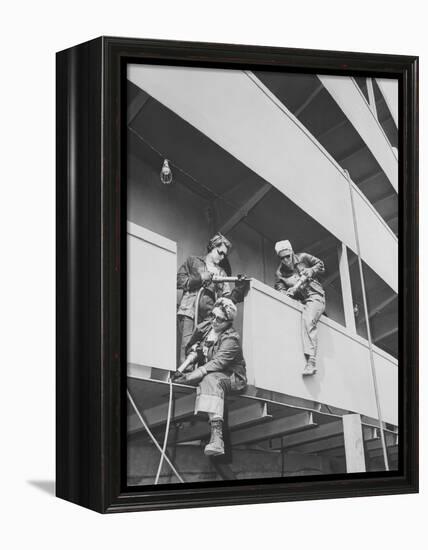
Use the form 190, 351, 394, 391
173, 297, 247, 457
176, 232, 247, 365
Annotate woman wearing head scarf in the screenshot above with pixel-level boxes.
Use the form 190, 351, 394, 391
174, 297, 247, 456
176, 233, 247, 364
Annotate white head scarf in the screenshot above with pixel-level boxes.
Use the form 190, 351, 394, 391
274, 240, 293, 256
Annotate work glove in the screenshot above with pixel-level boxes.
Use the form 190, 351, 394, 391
234, 276, 250, 291
286, 287, 297, 298
173, 367, 205, 385
200, 271, 213, 285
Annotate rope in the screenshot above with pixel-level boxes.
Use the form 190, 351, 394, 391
154, 378, 174, 484
127, 389, 185, 483
345, 170, 389, 470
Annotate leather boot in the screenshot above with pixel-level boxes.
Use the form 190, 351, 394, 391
302, 356, 317, 376
204, 419, 224, 456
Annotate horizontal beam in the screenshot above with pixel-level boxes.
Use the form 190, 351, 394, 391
294, 83, 323, 117
275, 419, 343, 450
323, 254, 357, 287
373, 326, 398, 343
176, 402, 272, 443
320, 427, 379, 457
373, 192, 396, 210
369, 446, 398, 459
305, 235, 336, 256
385, 212, 398, 223
288, 434, 344, 455
232, 411, 315, 446
317, 117, 348, 140
358, 293, 397, 325
338, 145, 366, 164
358, 169, 384, 187
366, 432, 398, 452
287, 419, 380, 456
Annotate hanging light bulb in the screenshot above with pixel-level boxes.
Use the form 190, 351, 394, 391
160, 159, 173, 185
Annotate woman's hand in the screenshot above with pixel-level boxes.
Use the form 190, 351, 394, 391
200, 271, 213, 284
173, 367, 205, 385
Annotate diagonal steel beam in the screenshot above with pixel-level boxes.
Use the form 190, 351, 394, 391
218, 183, 272, 235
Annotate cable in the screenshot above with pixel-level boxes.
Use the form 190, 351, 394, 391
154, 378, 174, 484
127, 389, 185, 483
194, 287, 204, 327
345, 170, 389, 471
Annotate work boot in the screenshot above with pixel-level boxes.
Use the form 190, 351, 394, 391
204, 419, 224, 456
302, 356, 317, 376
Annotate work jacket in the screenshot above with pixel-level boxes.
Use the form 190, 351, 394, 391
274, 252, 325, 302
185, 320, 247, 390
177, 255, 244, 321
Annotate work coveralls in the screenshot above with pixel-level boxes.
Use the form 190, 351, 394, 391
185, 320, 247, 420
274, 252, 325, 359
176, 256, 244, 364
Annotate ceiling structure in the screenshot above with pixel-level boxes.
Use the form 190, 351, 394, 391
254, 71, 398, 236
127, 77, 397, 358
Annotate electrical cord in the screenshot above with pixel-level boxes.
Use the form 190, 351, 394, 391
154, 377, 174, 484
127, 388, 184, 483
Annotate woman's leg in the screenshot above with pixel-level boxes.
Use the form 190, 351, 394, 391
301, 298, 325, 374
195, 373, 231, 456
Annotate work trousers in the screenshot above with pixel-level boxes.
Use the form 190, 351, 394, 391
301, 296, 325, 358
177, 315, 195, 365
195, 372, 243, 421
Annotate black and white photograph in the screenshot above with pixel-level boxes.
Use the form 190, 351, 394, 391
3, 0, 424, 543
126, 63, 400, 485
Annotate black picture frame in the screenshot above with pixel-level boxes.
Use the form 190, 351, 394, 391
56, 36, 418, 513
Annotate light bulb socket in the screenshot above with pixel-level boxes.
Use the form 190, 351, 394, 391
160, 159, 173, 185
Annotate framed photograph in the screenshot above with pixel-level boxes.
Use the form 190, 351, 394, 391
56, 37, 418, 513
